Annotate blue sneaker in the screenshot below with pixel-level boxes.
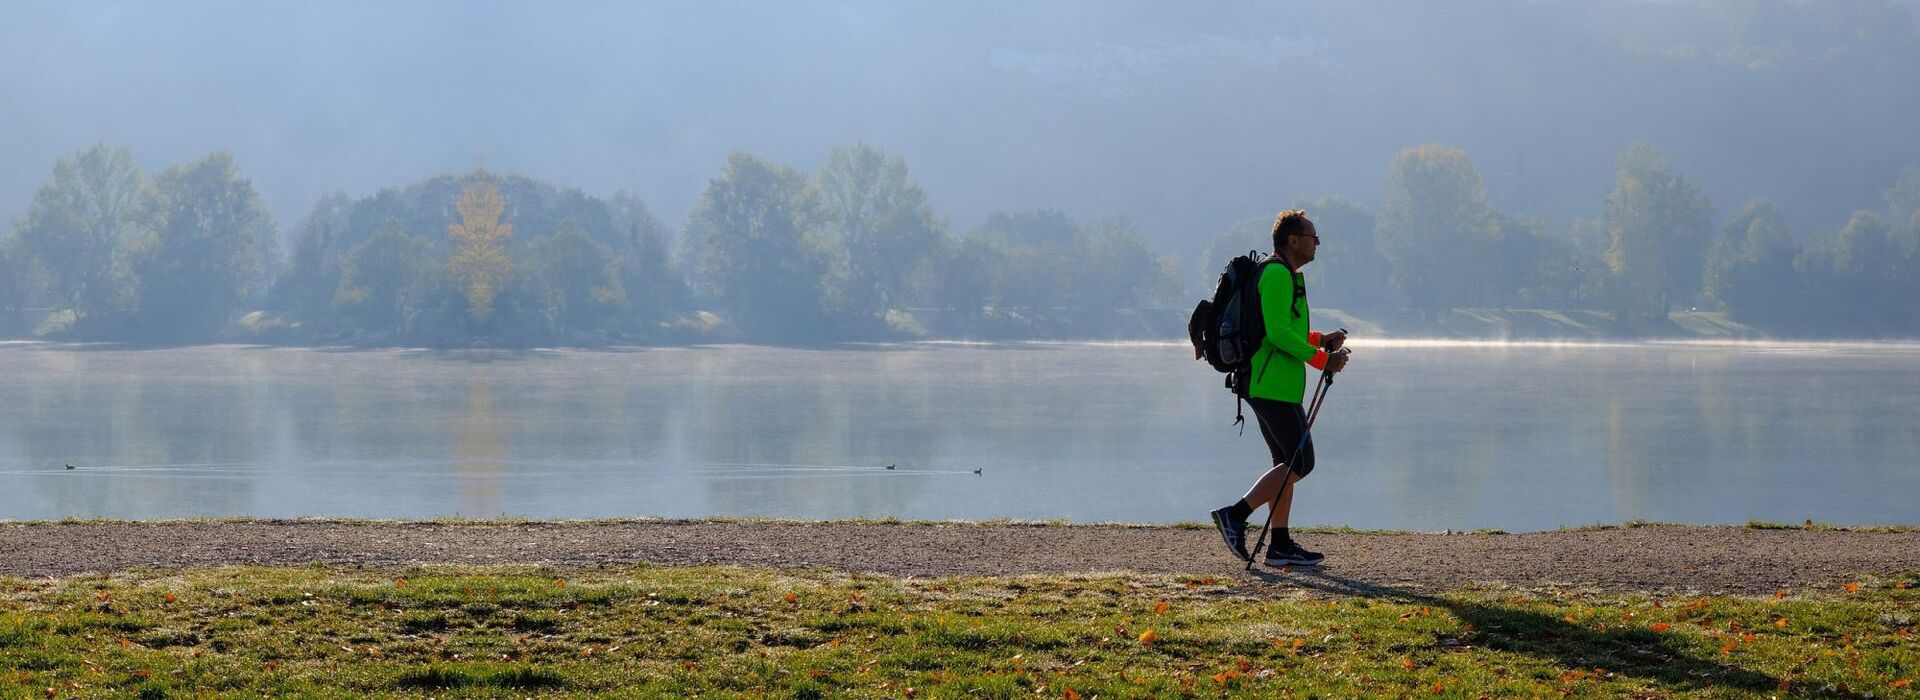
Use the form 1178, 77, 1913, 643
1209, 507, 1251, 562
1263, 540, 1324, 567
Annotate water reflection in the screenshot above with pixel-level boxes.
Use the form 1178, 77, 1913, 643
0, 341, 1915, 529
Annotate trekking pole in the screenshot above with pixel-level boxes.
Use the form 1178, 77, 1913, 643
1245, 345, 1347, 570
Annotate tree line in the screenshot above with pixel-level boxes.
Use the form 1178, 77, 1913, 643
4, 142, 1918, 344
1208, 143, 1920, 337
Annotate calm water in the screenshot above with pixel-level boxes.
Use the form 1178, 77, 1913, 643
1, 340, 1916, 531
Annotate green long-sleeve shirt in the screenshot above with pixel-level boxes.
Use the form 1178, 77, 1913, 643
1247, 261, 1328, 404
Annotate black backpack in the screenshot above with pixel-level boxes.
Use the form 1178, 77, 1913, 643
1188, 252, 1281, 429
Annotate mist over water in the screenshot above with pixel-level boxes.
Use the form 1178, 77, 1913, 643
2, 342, 1914, 530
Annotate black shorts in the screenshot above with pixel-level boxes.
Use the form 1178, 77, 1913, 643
1247, 396, 1315, 478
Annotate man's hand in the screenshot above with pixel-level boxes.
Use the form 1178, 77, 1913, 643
1321, 329, 1348, 352
1325, 350, 1350, 374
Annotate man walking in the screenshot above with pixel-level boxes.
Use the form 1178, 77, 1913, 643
1210, 209, 1348, 567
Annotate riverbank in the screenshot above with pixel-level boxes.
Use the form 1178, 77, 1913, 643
5, 520, 1918, 595
2, 526, 1915, 698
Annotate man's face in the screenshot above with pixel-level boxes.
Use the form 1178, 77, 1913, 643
1282, 221, 1320, 265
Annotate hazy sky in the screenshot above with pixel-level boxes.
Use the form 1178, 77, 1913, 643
5, 1, 1918, 252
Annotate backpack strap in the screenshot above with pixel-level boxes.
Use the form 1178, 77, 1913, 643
1227, 367, 1249, 434
1265, 255, 1304, 319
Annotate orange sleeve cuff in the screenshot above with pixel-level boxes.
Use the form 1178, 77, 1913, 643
1308, 349, 1328, 370
1308, 331, 1323, 347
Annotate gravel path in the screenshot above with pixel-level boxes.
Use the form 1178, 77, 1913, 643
3, 521, 1916, 595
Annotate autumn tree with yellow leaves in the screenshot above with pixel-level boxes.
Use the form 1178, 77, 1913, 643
446, 173, 515, 323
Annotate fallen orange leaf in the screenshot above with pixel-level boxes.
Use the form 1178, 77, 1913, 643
1775, 590, 1785, 599
395, 579, 405, 588
1235, 659, 1251, 672
1138, 629, 1158, 646
1776, 618, 1787, 629
785, 593, 797, 604
1211, 672, 1229, 685
1062, 689, 1081, 700
1651, 623, 1672, 633
1155, 601, 1169, 614
555, 578, 566, 588
1845, 582, 1860, 593
163, 593, 175, 604
1893, 678, 1911, 688
1292, 638, 1304, 651
1402, 658, 1414, 671
1742, 632, 1757, 643
1431, 681, 1444, 694
1896, 581, 1909, 590
1720, 642, 1737, 655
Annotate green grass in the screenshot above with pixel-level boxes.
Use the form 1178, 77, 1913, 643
1, 566, 1914, 698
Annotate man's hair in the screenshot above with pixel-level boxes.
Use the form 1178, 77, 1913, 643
1271, 209, 1312, 252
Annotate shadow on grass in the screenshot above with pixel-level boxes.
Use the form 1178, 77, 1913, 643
1257, 568, 1815, 698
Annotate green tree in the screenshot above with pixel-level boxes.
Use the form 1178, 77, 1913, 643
529, 226, 627, 334
15, 144, 143, 321
682, 152, 828, 341
0, 235, 32, 316
608, 191, 676, 325
333, 223, 433, 334
814, 144, 941, 316
1603, 143, 1713, 319
1378, 145, 1497, 312
1072, 218, 1159, 312
1703, 199, 1798, 327
273, 191, 355, 325
927, 236, 1002, 315
1565, 218, 1613, 309
1830, 210, 1907, 331
973, 209, 1077, 310
1484, 214, 1577, 308
1295, 196, 1390, 312
129, 151, 276, 340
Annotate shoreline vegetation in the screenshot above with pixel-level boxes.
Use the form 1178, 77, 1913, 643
7, 143, 1919, 351
1, 523, 1914, 697
3, 307, 1837, 351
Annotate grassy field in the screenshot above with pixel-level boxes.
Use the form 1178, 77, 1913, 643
1, 565, 1914, 698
